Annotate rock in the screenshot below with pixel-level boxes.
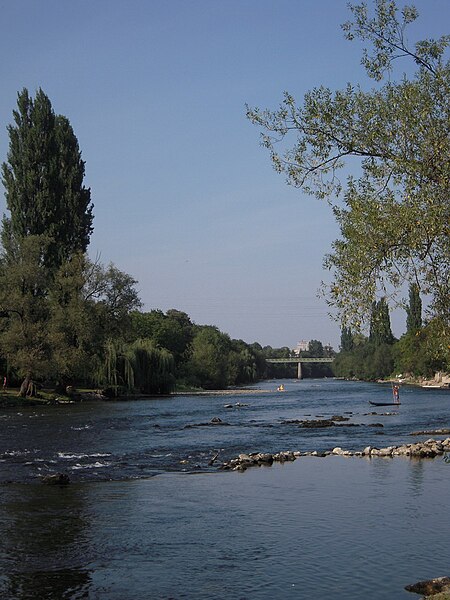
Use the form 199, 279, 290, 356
184, 418, 230, 428
392, 445, 410, 455
255, 453, 274, 464
41, 473, 70, 485
410, 429, 450, 436
273, 451, 296, 462
332, 447, 352, 456
299, 419, 335, 428
362, 446, 372, 456
331, 415, 350, 422
405, 576, 450, 596
376, 447, 394, 457
224, 404, 233, 408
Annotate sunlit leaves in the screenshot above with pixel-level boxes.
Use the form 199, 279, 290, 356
247, 1, 449, 332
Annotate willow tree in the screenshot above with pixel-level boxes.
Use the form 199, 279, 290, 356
97, 339, 175, 396
247, 1, 450, 331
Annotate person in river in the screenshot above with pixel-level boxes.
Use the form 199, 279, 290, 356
393, 385, 400, 402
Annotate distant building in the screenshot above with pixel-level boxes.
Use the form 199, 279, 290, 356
293, 340, 309, 355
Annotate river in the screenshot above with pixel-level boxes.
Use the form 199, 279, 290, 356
0, 379, 449, 598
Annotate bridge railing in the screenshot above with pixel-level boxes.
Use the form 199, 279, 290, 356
266, 357, 334, 363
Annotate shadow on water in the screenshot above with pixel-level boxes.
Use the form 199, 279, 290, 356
0, 484, 92, 599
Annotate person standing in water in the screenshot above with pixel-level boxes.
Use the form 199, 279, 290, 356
393, 385, 400, 403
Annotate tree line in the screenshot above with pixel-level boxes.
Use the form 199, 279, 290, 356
0, 91, 306, 396
334, 285, 450, 380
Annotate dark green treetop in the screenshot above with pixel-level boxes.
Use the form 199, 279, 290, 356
340, 326, 354, 352
406, 283, 422, 334
369, 297, 395, 346
1, 88, 93, 268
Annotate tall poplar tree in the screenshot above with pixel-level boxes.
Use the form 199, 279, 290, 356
1, 88, 93, 268
406, 283, 422, 334
340, 326, 354, 352
369, 298, 394, 346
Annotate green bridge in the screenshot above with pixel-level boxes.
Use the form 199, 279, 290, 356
266, 357, 334, 379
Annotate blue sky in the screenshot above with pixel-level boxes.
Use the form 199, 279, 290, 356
0, 0, 448, 349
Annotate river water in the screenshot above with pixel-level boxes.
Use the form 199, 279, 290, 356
1, 379, 449, 598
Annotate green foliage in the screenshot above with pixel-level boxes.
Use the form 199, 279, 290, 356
97, 338, 175, 395
1, 89, 93, 269
406, 283, 422, 334
247, 1, 450, 328
340, 327, 354, 352
335, 299, 449, 380
369, 297, 395, 346
130, 309, 193, 364
306, 339, 324, 357
334, 338, 394, 380
0, 236, 53, 382
184, 326, 231, 389
0, 237, 141, 391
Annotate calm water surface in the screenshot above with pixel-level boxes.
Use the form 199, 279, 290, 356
0, 380, 449, 599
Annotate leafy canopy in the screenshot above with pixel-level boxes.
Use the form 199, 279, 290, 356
247, 0, 450, 330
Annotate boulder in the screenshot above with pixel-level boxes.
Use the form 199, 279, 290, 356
405, 576, 450, 596
255, 453, 274, 465
273, 451, 296, 462
41, 473, 70, 485
332, 447, 352, 456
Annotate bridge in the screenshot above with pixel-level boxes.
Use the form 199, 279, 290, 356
266, 357, 334, 379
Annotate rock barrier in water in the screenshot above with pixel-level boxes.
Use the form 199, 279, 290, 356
405, 576, 450, 598
219, 438, 450, 472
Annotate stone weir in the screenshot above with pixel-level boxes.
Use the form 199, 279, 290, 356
220, 438, 450, 472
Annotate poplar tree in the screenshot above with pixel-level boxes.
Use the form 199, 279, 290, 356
1, 88, 93, 269
369, 298, 394, 346
406, 283, 422, 334
340, 326, 354, 352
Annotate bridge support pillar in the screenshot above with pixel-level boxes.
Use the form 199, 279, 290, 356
297, 362, 302, 379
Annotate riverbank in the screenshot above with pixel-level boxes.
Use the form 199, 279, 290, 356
386, 372, 450, 390
0, 385, 272, 407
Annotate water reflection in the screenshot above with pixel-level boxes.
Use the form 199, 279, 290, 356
408, 458, 425, 497
0, 484, 92, 599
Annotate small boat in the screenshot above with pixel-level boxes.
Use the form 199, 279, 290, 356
369, 384, 401, 406
369, 400, 401, 406
277, 384, 285, 392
